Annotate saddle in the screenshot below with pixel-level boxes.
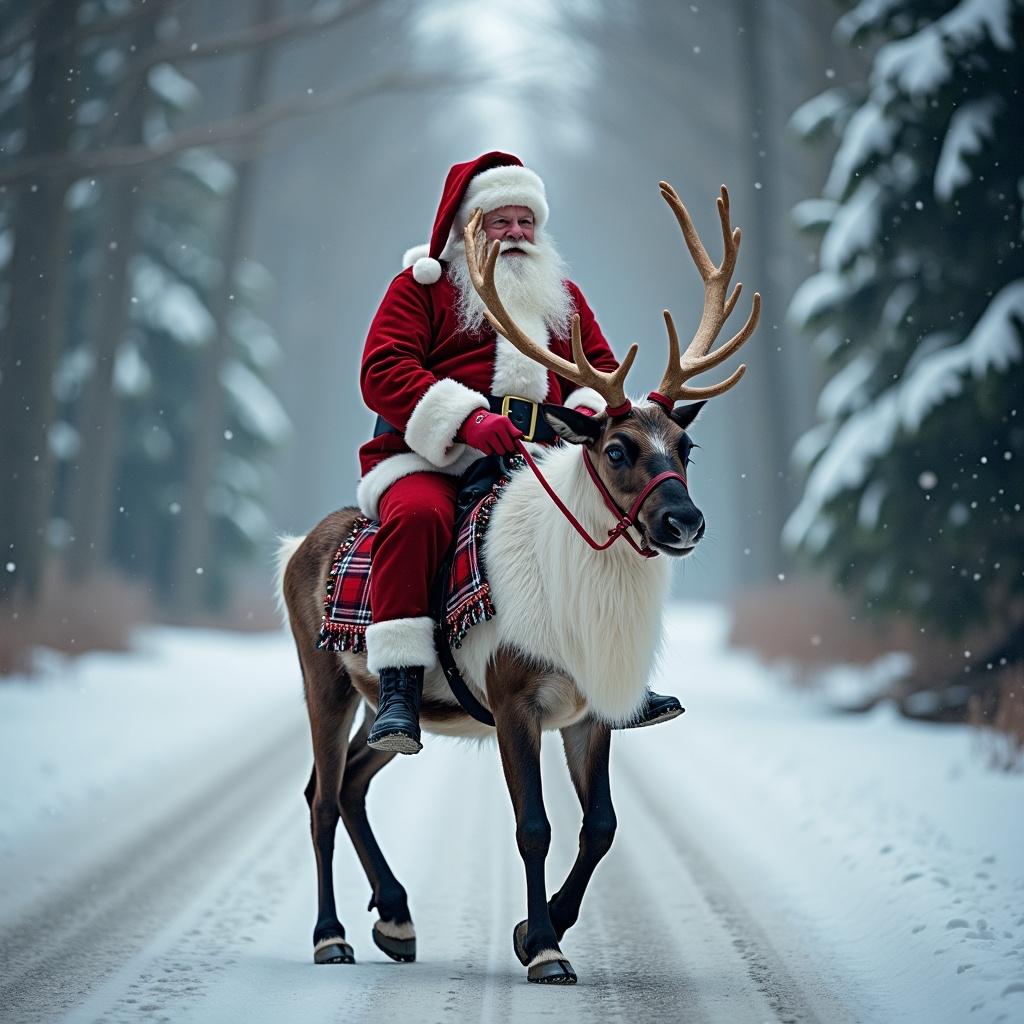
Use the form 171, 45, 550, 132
316, 456, 516, 658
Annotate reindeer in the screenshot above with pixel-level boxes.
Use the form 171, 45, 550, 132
279, 182, 760, 984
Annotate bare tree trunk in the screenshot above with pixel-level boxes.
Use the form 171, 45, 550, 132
171, 0, 278, 614
0, 0, 79, 604
65, 185, 139, 580
65, 13, 158, 582
734, 0, 791, 581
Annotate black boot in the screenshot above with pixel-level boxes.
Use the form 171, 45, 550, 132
367, 666, 424, 754
619, 689, 685, 729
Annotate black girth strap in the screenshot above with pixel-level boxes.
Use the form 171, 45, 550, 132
434, 621, 496, 727
431, 550, 496, 728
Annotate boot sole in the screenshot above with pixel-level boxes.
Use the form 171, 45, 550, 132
621, 706, 685, 730
367, 731, 423, 755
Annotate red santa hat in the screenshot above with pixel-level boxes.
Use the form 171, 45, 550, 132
401, 151, 550, 285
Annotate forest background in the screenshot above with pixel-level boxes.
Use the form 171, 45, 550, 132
1, 0, 1020, 741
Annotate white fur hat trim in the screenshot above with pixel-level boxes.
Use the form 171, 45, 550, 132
461, 165, 548, 229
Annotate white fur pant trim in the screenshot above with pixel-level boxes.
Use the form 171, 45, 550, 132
527, 949, 565, 968
375, 918, 416, 940
365, 616, 438, 673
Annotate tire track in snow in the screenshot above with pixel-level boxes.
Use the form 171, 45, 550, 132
68, 780, 312, 1024
0, 709, 855, 1023
0, 711, 309, 1024
613, 746, 846, 1024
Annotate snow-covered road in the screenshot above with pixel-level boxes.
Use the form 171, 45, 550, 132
1, 608, 1021, 1023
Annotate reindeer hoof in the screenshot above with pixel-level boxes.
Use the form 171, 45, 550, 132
313, 936, 355, 964
512, 919, 529, 966
372, 922, 416, 962
516, 927, 576, 984
527, 952, 577, 984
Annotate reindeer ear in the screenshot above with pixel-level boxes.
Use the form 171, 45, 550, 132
543, 407, 605, 446
669, 400, 706, 431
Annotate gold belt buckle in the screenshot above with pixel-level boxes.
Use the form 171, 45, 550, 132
500, 395, 539, 442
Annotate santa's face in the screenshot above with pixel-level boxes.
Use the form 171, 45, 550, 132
448, 206, 573, 339
482, 205, 536, 252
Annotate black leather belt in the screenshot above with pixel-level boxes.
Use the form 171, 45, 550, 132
373, 394, 563, 443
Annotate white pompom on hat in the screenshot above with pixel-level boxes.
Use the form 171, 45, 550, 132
401, 244, 442, 285
402, 151, 549, 285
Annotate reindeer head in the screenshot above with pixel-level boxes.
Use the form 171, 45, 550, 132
542, 402, 706, 556
464, 181, 761, 559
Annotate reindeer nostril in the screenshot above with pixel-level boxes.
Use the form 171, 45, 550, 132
694, 516, 706, 542
664, 514, 683, 541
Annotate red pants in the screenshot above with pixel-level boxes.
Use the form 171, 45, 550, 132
370, 472, 461, 622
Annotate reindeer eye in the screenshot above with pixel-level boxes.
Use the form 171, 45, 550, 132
606, 446, 626, 466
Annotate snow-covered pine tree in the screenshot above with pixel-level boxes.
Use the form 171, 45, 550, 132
0, 0, 27, 373
113, 138, 289, 606
105, 56, 289, 607
786, 0, 1024, 687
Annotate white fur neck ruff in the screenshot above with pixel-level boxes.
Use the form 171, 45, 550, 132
403, 165, 550, 285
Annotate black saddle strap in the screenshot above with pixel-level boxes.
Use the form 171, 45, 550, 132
431, 544, 496, 728
434, 621, 495, 727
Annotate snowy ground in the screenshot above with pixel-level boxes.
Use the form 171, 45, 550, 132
1, 605, 1022, 1024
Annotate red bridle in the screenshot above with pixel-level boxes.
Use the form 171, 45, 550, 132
513, 439, 688, 558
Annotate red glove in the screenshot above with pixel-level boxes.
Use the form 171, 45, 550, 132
457, 409, 523, 455
575, 406, 597, 416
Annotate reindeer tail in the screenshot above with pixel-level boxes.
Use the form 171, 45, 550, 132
273, 534, 306, 625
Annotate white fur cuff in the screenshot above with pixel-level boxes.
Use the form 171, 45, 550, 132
366, 616, 438, 672
404, 378, 488, 467
563, 387, 606, 414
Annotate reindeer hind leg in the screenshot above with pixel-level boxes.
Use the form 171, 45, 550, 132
303, 655, 361, 964
340, 708, 416, 962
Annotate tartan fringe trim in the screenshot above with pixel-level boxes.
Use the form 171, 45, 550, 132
317, 620, 369, 654
317, 515, 372, 653
446, 584, 496, 649
443, 472, 511, 648
317, 464, 519, 655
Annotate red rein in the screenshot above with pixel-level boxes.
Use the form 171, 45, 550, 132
513, 440, 687, 558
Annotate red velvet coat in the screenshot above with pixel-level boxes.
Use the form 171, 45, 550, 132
355, 267, 618, 518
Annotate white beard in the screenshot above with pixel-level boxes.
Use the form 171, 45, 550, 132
447, 233, 575, 402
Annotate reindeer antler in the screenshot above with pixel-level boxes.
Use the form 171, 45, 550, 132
655, 182, 761, 402
463, 209, 638, 412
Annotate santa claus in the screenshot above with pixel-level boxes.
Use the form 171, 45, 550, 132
358, 151, 682, 753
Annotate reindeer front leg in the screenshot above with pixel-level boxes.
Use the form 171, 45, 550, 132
491, 683, 577, 985
548, 719, 616, 940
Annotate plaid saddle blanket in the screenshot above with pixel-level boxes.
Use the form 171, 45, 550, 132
316, 475, 510, 655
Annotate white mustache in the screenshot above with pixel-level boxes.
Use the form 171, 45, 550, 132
498, 238, 536, 254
